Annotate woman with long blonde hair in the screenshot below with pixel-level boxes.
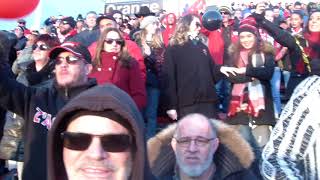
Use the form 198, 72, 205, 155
134, 16, 165, 138
162, 14, 237, 120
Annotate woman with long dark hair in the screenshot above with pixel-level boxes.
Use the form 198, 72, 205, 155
89, 28, 146, 110
226, 17, 276, 147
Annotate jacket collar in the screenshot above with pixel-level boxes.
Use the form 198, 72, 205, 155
53, 78, 97, 101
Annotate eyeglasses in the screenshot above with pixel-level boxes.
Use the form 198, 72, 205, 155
32, 44, 49, 51
220, 11, 230, 15
104, 38, 125, 46
61, 132, 132, 152
174, 137, 215, 147
55, 56, 84, 65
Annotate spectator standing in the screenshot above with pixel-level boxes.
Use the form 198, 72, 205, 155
162, 13, 177, 47
89, 28, 146, 110
135, 16, 165, 138
0, 39, 96, 180
162, 14, 237, 120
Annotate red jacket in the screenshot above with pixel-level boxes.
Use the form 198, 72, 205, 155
162, 13, 177, 47
89, 52, 146, 110
88, 40, 146, 83
207, 27, 238, 65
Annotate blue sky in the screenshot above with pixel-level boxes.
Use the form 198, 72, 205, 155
0, 0, 106, 31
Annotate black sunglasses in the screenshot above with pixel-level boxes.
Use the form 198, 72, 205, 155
55, 56, 84, 65
32, 44, 49, 51
104, 38, 125, 46
61, 20, 70, 25
220, 11, 230, 15
61, 132, 132, 152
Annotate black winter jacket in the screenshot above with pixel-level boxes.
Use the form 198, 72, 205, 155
162, 40, 223, 111
0, 62, 96, 180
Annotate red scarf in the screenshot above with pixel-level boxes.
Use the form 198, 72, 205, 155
228, 50, 266, 118
304, 31, 320, 59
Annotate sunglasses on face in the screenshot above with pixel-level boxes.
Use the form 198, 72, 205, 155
61, 132, 132, 152
61, 21, 70, 25
104, 38, 124, 46
32, 44, 49, 51
55, 55, 84, 65
220, 11, 230, 15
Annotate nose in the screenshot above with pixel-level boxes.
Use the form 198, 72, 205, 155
56, 59, 68, 68
186, 140, 199, 153
86, 137, 107, 160
111, 41, 117, 46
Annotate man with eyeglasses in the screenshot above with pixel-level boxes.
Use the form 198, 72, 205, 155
48, 84, 155, 180
147, 113, 258, 179
0, 36, 96, 180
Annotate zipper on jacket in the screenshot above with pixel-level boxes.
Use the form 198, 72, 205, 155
64, 88, 69, 99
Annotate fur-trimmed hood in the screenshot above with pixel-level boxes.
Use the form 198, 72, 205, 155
147, 119, 255, 179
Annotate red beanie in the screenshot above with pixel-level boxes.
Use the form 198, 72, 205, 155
238, 17, 258, 36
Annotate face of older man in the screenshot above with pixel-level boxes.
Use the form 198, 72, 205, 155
171, 115, 219, 177
62, 115, 133, 180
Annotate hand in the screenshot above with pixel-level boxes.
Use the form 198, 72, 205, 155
255, 2, 266, 15
143, 43, 151, 56
166, 109, 178, 120
235, 67, 247, 74
220, 66, 237, 77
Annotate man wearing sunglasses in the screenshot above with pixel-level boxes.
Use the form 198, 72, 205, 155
58, 16, 77, 43
148, 113, 258, 180
0, 37, 96, 180
48, 84, 155, 180
206, 6, 237, 120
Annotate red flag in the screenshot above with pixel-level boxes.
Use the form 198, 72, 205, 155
188, 0, 206, 15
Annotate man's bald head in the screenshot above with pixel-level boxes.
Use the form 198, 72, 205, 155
174, 113, 217, 139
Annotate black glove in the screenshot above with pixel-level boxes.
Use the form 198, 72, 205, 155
251, 12, 264, 23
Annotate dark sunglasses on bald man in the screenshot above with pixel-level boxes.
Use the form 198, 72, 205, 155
55, 55, 85, 65
61, 132, 132, 152
104, 38, 125, 46
32, 44, 49, 51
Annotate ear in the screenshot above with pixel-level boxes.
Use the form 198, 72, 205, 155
171, 138, 177, 153
211, 138, 219, 153
85, 64, 93, 75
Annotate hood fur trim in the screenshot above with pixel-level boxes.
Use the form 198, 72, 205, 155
147, 119, 254, 169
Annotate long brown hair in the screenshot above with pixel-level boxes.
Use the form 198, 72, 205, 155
93, 28, 131, 69
169, 14, 198, 46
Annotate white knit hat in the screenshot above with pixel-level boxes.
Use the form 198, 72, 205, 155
140, 16, 158, 29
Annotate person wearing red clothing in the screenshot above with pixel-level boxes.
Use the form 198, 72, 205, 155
87, 15, 146, 83
162, 13, 177, 47
206, 6, 238, 120
89, 28, 146, 110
